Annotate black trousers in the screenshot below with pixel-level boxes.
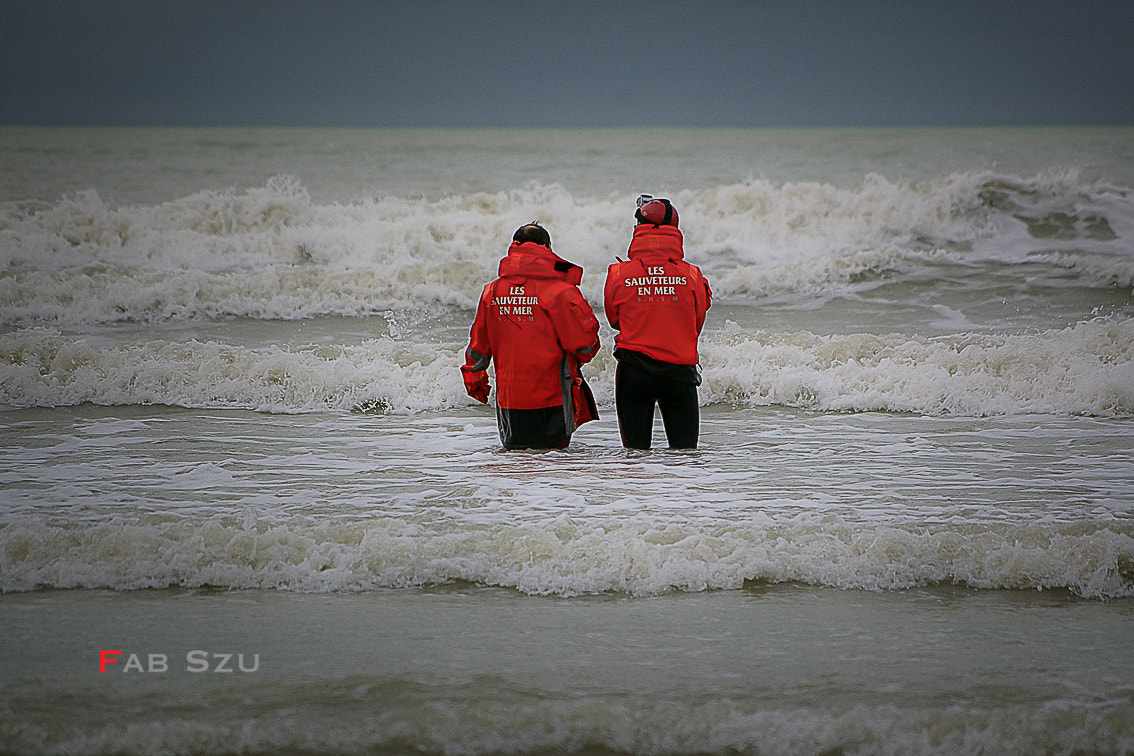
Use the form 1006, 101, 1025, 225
615, 351, 700, 450
497, 405, 570, 450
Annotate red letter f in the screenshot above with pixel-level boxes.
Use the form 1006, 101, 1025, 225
99, 649, 122, 672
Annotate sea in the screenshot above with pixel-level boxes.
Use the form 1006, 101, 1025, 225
1, 126, 1132, 755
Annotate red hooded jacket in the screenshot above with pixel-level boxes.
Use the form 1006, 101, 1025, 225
603, 224, 712, 365
463, 241, 600, 412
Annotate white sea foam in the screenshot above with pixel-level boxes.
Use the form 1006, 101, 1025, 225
2, 317, 1131, 416
1, 511, 1131, 598
2, 171, 1130, 326
700, 317, 1134, 417
0, 327, 464, 414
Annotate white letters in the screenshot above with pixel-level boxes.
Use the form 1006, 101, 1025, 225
213, 653, 234, 673
185, 650, 259, 673
493, 296, 538, 306
99, 648, 259, 673
186, 650, 210, 673
624, 275, 687, 288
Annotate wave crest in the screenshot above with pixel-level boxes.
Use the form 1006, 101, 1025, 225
2, 171, 1130, 326
701, 318, 1134, 416
2, 513, 1131, 598
2, 318, 1132, 417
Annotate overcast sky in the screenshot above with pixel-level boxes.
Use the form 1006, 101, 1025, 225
2, 0, 1132, 127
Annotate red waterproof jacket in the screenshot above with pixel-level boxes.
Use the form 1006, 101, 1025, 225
463, 241, 600, 411
603, 224, 712, 365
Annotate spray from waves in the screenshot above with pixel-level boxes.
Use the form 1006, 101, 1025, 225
1, 318, 1132, 416
2, 511, 1132, 598
2, 171, 1131, 327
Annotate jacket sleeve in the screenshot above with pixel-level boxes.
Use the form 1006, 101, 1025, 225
461, 285, 493, 385
603, 263, 621, 331
550, 286, 601, 364
694, 268, 713, 335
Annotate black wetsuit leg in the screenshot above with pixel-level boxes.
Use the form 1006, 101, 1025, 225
615, 360, 700, 449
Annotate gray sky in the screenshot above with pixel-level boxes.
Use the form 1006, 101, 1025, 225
2, 0, 1132, 127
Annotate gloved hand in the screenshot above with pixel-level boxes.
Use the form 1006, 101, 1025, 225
465, 375, 490, 404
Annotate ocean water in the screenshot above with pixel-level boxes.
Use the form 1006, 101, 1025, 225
1, 126, 1133, 755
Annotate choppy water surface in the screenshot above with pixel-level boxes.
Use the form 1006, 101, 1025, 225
1, 126, 1132, 754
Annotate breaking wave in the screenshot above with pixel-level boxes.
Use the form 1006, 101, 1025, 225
1, 318, 1131, 417
2, 511, 1132, 598
1, 171, 1130, 326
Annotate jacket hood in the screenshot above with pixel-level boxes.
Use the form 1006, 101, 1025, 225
627, 224, 685, 263
499, 241, 583, 285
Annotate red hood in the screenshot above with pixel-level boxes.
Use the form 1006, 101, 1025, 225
627, 224, 685, 263
498, 241, 583, 285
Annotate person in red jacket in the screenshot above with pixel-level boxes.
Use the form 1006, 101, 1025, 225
463, 223, 600, 450
604, 196, 712, 449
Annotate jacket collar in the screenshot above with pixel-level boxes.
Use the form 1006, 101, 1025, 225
627, 224, 685, 263
498, 241, 583, 285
